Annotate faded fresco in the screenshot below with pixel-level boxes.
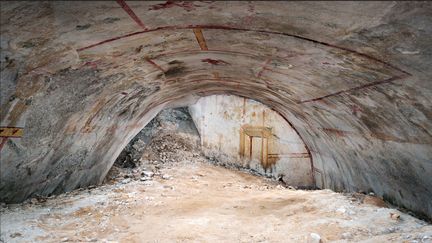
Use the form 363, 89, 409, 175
189, 95, 313, 187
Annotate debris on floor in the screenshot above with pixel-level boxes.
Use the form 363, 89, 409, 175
1, 108, 431, 243
105, 107, 202, 183
1, 162, 431, 243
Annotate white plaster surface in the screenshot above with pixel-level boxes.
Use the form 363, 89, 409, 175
189, 95, 313, 186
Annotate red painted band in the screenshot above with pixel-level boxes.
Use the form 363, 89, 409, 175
75, 24, 410, 76
116, 0, 146, 30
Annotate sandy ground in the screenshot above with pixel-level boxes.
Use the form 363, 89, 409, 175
1, 162, 431, 243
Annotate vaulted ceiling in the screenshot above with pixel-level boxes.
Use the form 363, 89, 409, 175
1, 1, 431, 219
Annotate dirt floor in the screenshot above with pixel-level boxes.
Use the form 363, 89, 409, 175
1, 109, 431, 242
1, 159, 431, 243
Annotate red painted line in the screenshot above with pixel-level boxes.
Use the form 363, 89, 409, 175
80, 61, 99, 69
75, 24, 411, 76
0, 137, 8, 152
77, 31, 143, 52
77, 26, 191, 52
145, 57, 165, 72
257, 58, 272, 78
75, 24, 411, 107
116, 0, 146, 30
298, 74, 410, 104
269, 108, 317, 185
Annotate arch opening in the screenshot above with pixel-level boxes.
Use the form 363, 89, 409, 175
107, 94, 314, 189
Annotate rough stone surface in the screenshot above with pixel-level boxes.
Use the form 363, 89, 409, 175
0, 2, 431, 219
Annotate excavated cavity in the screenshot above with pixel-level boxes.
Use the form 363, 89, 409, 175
0, 1, 431, 221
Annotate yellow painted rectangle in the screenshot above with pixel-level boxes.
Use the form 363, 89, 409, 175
193, 28, 208, 51
0, 127, 23, 137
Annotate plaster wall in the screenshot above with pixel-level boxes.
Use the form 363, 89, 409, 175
189, 95, 313, 186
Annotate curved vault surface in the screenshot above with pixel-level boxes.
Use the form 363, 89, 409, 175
0, 2, 431, 219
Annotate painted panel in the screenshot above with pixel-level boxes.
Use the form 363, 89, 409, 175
189, 95, 313, 186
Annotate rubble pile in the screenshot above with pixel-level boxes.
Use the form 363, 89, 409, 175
105, 107, 202, 183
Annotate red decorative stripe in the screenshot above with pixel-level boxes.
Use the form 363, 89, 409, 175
298, 74, 410, 104
257, 58, 272, 78
75, 24, 411, 103
75, 24, 410, 74
116, 0, 146, 30
0, 137, 8, 152
145, 58, 165, 72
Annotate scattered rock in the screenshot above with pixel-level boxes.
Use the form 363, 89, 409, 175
363, 195, 387, 208
341, 232, 353, 240
10, 232, 22, 238
121, 178, 131, 184
395, 47, 420, 55
390, 212, 401, 220
385, 227, 398, 234
76, 24, 91, 30
103, 17, 120, 24
141, 181, 153, 186
162, 174, 172, 180
403, 234, 412, 240
142, 171, 154, 177
35, 196, 48, 203
140, 177, 151, 181
308, 233, 322, 243
336, 207, 347, 214
276, 185, 285, 190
